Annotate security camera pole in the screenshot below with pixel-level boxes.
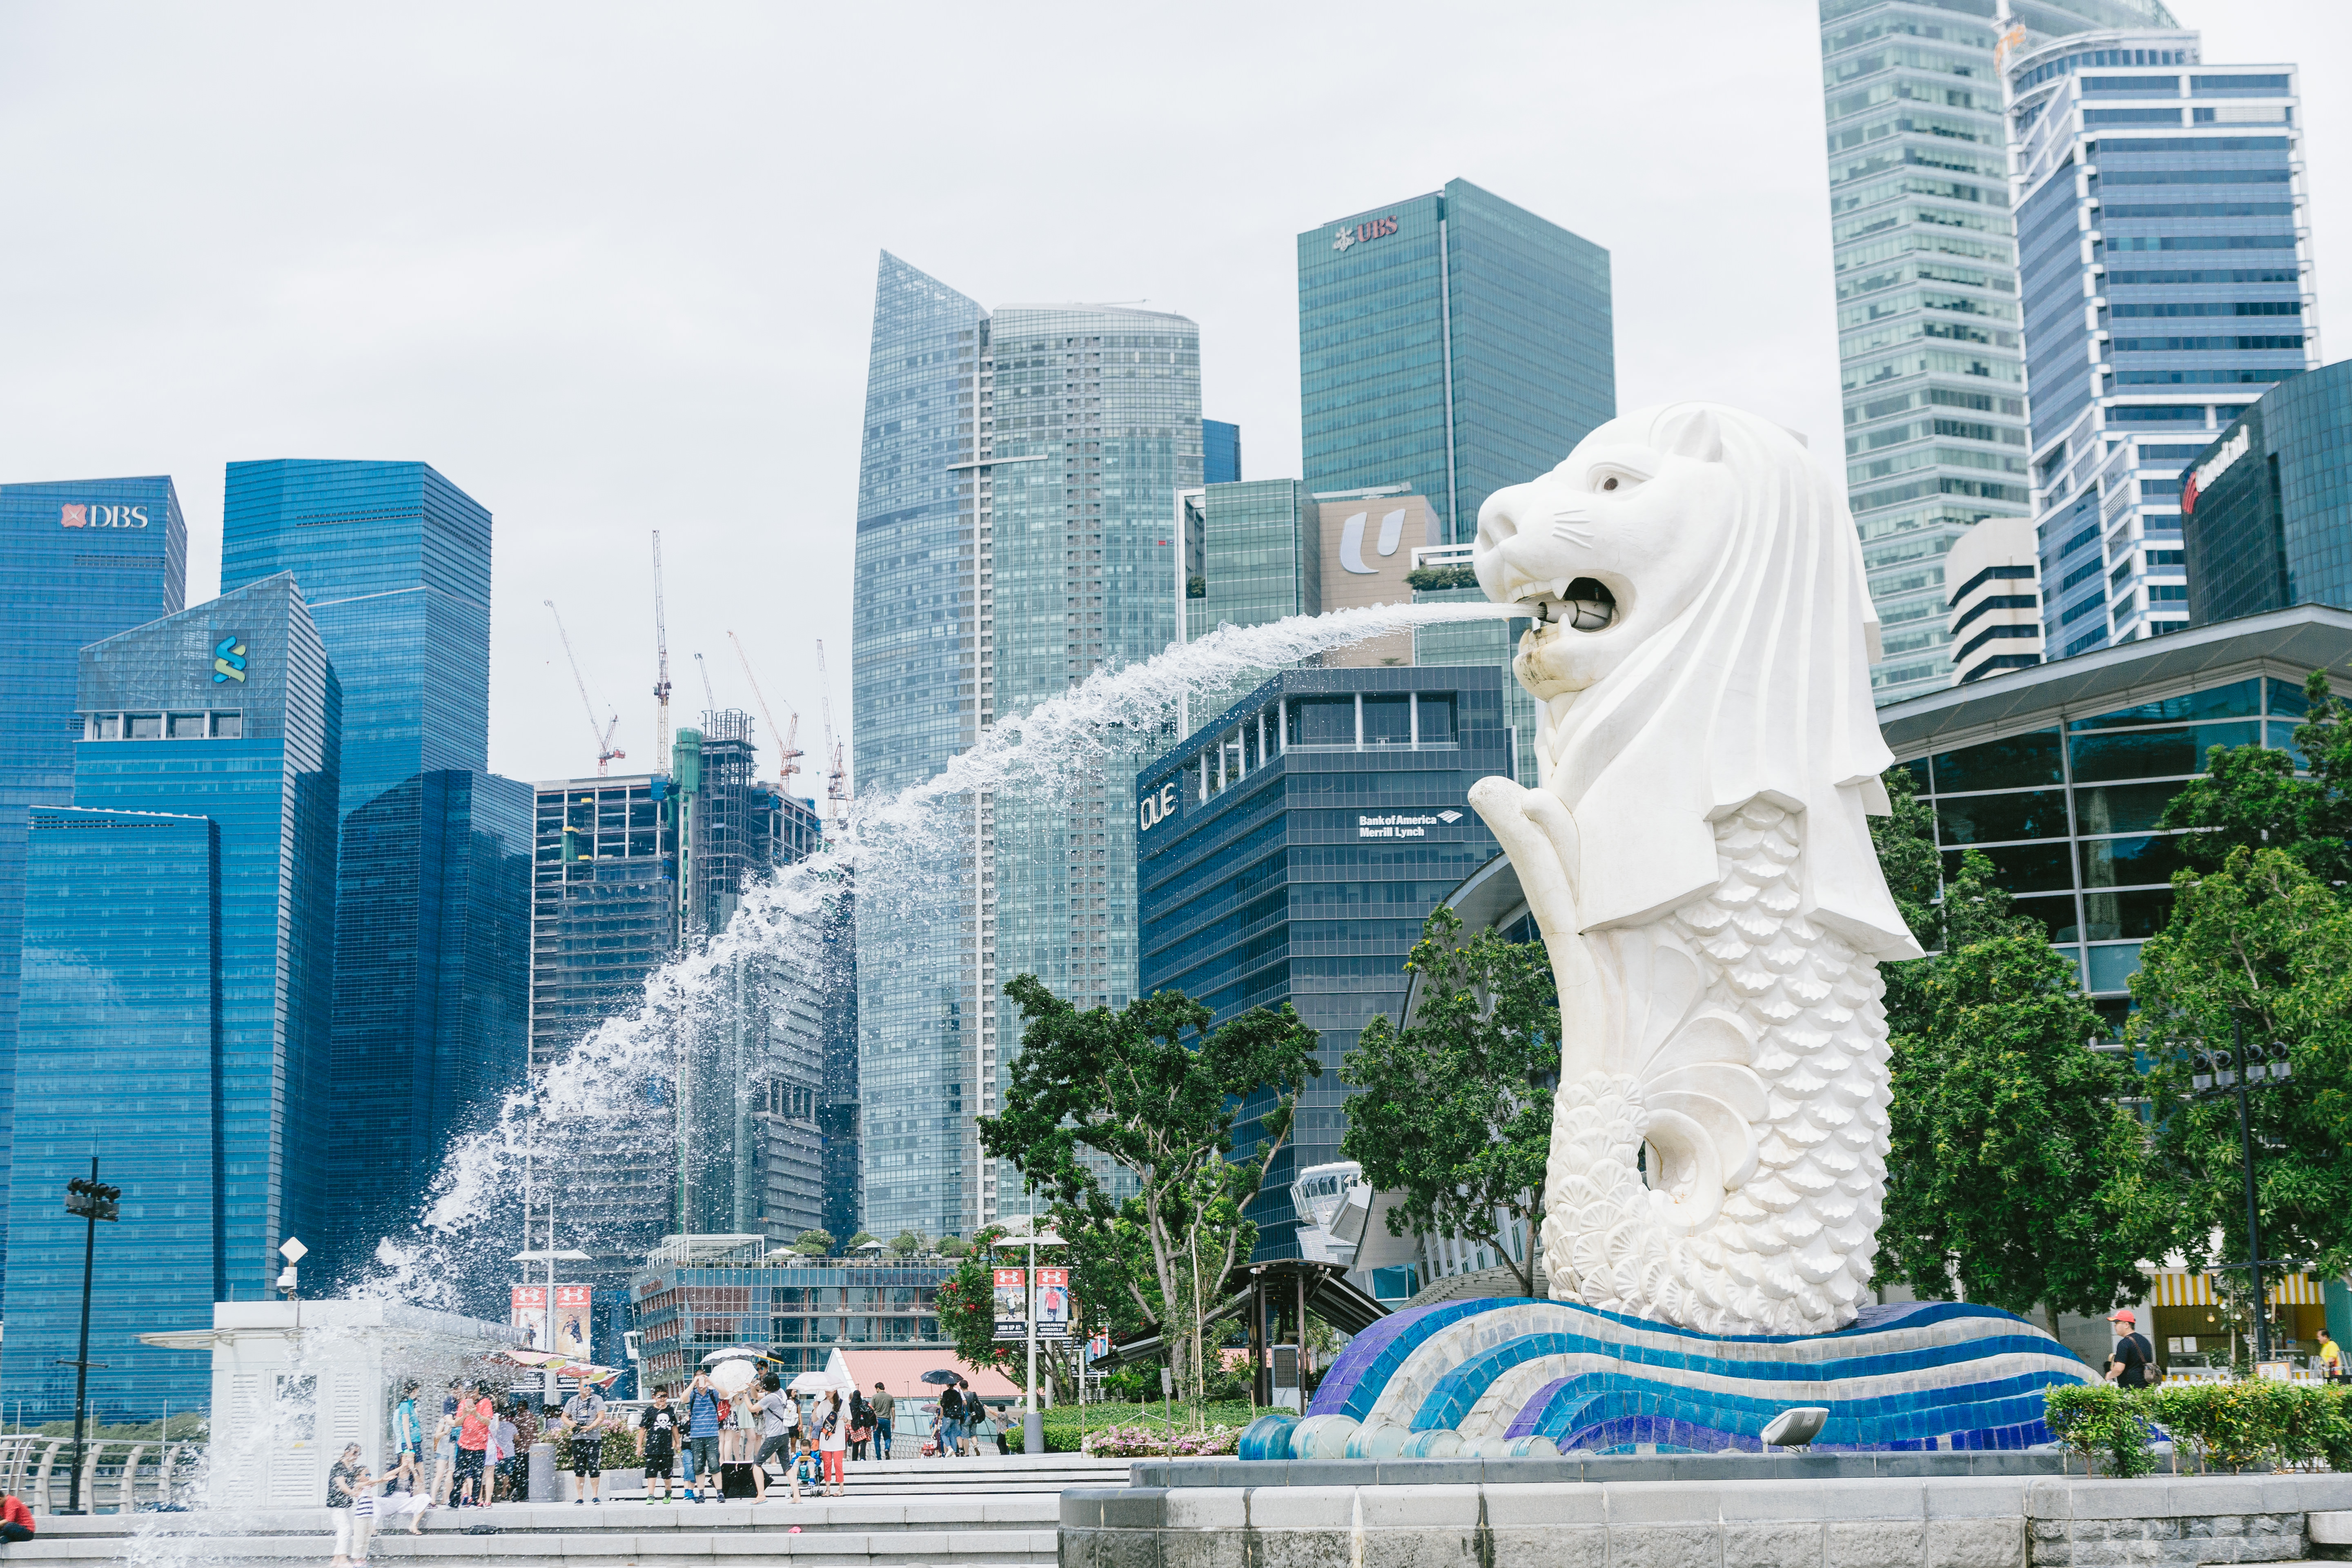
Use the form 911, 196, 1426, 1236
59, 1158, 121, 1514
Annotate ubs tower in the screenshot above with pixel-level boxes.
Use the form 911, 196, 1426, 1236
1817, 0, 2181, 701
849, 253, 1201, 1240
0, 477, 186, 1298
221, 461, 530, 1284
1297, 179, 1614, 546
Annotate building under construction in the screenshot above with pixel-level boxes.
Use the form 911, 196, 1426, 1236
523, 709, 854, 1334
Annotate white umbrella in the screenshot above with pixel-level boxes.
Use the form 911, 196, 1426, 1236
710, 1359, 760, 1396
788, 1369, 846, 1395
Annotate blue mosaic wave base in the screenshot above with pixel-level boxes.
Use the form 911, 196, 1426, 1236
1299, 1297, 2095, 1455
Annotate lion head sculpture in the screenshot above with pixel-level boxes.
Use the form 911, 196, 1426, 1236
1471, 401, 1919, 960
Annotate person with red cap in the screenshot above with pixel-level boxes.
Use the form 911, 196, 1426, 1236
2105, 1308, 2155, 1388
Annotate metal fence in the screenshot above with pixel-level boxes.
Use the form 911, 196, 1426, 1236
0, 1435, 203, 1513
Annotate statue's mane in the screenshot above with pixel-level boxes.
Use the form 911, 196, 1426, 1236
1543, 403, 1921, 959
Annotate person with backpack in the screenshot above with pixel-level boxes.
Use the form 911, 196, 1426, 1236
848, 1386, 874, 1461
752, 1374, 799, 1503
2105, 1308, 2156, 1388
935, 1384, 964, 1458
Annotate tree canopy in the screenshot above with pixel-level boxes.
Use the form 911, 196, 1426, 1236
1341, 906, 1555, 1297
978, 976, 1320, 1403
2162, 672, 2352, 883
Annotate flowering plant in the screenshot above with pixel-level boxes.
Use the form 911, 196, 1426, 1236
1080, 1423, 1241, 1458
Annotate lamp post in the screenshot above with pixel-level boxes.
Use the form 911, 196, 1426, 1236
2185, 1013, 2298, 1364
58, 1159, 120, 1514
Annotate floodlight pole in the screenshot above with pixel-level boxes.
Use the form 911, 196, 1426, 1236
1025, 1230, 1041, 1457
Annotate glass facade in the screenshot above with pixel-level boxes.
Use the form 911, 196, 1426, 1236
220, 459, 529, 1283
1135, 667, 1512, 1256
4, 809, 217, 1420
0, 474, 186, 1301
1203, 419, 1241, 485
64, 573, 340, 1304
631, 1247, 954, 1390
2011, 33, 2314, 657
2182, 360, 2352, 626
1875, 610, 2346, 1031
1298, 180, 1613, 546
850, 252, 1202, 1240
1817, 0, 2178, 701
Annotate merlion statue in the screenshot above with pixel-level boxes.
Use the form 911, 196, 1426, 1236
1466, 402, 1924, 1337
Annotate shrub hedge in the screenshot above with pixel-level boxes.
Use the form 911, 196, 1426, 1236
2045, 1381, 2352, 1476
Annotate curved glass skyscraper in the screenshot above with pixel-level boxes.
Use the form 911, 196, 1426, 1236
850, 255, 1201, 1240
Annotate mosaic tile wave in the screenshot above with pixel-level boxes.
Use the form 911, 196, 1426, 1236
1295, 1297, 2095, 1454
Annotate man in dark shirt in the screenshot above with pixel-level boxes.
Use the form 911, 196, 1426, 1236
2106, 1308, 2155, 1388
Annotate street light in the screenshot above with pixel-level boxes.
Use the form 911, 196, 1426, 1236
58, 1159, 120, 1515
2180, 1014, 2298, 1364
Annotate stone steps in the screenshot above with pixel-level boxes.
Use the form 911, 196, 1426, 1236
12, 1492, 1080, 1565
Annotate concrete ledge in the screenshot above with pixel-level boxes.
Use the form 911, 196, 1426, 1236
1063, 1472, 2352, 1568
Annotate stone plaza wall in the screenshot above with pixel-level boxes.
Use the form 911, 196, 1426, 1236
1060, 1469, 2352, 1568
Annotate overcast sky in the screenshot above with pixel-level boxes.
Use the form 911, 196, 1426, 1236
1, 1, 2343, 791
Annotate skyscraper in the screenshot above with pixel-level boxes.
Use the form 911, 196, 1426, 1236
2009, 32, 2315, 655
850, 253, 1201, 1239
1816, 0, 2180, 701
0, 476, 186, 1295
30, 575, 339, 1317
2181, 361, 2352, 626
220, 460, 529, 1282
1297, 179, 1613, 545
1203, 420, 1242, 486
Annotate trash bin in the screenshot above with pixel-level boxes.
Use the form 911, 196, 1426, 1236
529, 1440, 559, 1503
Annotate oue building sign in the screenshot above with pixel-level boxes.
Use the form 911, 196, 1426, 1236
1137, 782, 1180, 832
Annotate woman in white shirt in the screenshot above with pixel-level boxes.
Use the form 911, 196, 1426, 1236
816, 1393, 849, 1496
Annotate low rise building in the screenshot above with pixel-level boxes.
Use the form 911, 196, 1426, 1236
1946, 517, 2045, 684
629, 1234, 956, 1390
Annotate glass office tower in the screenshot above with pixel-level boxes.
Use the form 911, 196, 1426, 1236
1297, 179, 1613, 545
4, 808, 217, 1419
1203, 420, 1242, 485
1817, 0, 2178, 701
0, 476, 186, 1300
59, 572, 339, 1305
1135, 668, 1513, 1257
850, 252, 1201, 1238
221, 459, 529, 1283
2181, 361, 2352, 625
2009, 34, 2315, 656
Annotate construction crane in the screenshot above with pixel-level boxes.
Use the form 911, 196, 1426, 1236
545, 599, 623, 775
650, 532, 673, 766
816, 638, 849, 829
726, 630, 803, 786
693, 650, 717, 714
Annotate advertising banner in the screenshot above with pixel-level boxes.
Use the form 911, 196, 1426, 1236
553, 1284, 593, 1358
1036, 1267, 1072, 1339
510, 1284, 548, 1351
512, 1283, 592, 1356
992, 1268, 1027, 1341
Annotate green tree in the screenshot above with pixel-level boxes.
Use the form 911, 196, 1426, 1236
889, 1229, 927, 1257
2129, 846, 2352, 1283
935, 1233, 1014, 1376
936, 1234, 970, 1258
1876, 932, 2160, 1334
980, 977, 1321, 1405
793, 1229, 833, 1257
2160, 671, 2352, 882
1870, 765, 1945, 1039
845, 1230, 880, 1251
1341, 906, 1557, 1297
